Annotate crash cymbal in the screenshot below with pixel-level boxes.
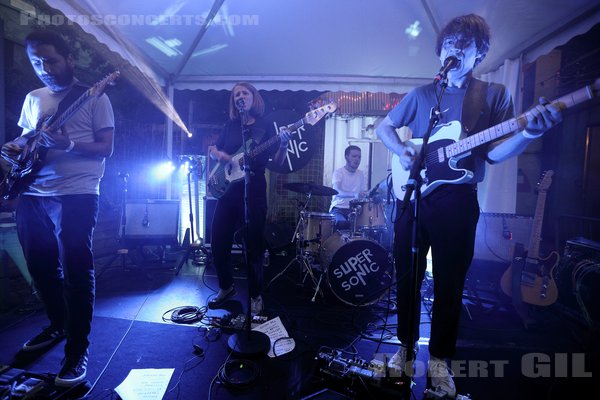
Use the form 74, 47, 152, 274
283, 182, 338, 196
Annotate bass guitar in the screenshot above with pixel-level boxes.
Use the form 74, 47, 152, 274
208, 102, 337, 198
391, 78, 600, 199
500, 170, 559, 306
0, 71, 120, 199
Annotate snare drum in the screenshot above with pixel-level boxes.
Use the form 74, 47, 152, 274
301, 211, 335, 254
321, 231, 392, 306
351, 199, 386, 231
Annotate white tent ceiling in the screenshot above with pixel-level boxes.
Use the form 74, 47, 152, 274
41, 0, 600, 93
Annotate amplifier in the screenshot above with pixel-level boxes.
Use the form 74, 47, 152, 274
467, 213, 533, 289
555, 237, 600, 327
124, 200, 179, 243
473, 213, 533, 263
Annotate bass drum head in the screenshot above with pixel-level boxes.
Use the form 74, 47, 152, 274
326, 239, 392, 306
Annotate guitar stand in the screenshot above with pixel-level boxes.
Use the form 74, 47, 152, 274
175, 156, 210, 275
461, 277, 509, 321
175, 228, 210, 275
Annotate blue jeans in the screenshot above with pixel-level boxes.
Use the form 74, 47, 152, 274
17, 194, 98, 357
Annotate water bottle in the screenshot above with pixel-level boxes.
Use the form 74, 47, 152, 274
263, 249, 270, 267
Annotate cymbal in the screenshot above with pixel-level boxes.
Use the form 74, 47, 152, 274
284, 182, 338, 196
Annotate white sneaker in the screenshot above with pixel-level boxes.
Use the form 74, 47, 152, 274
388, 343, 418, 376
208, 286, 236, 309
428, 357, 456, 398
250, 295, 263, 315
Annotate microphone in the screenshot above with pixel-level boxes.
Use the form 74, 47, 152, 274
433, 56, 459, 84
235, 98, 245, 112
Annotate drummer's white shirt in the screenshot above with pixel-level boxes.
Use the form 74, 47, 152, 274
329, 166, 366, 211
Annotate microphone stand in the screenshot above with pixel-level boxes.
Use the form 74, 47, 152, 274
175, 158, 208, 275
227, 104, 270, 356
397, 78, 447, 396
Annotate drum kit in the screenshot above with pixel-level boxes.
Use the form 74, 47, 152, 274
268, 181, 394, 306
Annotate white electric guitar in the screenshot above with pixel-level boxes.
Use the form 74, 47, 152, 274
208, 102, 337, 198
391, 78, 600, 199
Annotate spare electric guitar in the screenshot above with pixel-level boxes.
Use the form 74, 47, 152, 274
500, 170, 559, 306
208, 102, 337, 198
391, 78, 600, 199
0, 71, 120, 200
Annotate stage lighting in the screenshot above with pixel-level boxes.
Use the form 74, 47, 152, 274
151, 160, 176, 181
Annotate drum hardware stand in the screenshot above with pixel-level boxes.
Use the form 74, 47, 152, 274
290, 192, 311, 241
349, 207, 359, 236
265, 200, 324, 301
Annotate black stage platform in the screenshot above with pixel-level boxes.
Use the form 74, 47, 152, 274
0, 245, 597, 399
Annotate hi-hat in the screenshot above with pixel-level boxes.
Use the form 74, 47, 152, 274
284, 182, 338, 196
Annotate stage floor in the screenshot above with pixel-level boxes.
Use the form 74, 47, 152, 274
0, 244, 597, 399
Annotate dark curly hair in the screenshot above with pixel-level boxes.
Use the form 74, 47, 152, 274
436, 14, 490, 67
24, 30, 71, 59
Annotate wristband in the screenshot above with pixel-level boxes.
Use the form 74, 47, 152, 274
65, 140, 75, 152
521, 130, 543, 139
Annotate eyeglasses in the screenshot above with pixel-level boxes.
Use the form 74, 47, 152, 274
441, 36, 474, 51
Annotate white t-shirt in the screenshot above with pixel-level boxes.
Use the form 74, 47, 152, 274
17, 82, 114, 196
329, 166, 366, 210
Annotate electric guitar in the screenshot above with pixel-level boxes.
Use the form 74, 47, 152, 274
500, 170, 559, 306
208, 102, 337, 198
0, 71, 120, 200
391, 78, 600, 199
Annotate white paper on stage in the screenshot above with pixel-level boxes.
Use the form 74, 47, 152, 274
252, 316, 295, 358
115, 368, 175, 400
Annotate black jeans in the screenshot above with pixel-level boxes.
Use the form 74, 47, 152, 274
211, 181, 267, 298
17, 194, 98, 357
393, 185, 479, 358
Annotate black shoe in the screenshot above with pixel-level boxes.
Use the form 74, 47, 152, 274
208, 287, 236, 309
55, 351, 88, 387
22, 326, 66, 352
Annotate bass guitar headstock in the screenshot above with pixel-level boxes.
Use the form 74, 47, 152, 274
304, 101, 337, 126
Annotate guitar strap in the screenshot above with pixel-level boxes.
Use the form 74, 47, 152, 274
37, 82, 90, 160
461, 78, 488, 135
47, 82, 90, 126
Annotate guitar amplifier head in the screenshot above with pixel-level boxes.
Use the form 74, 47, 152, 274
124, 200, 179, 244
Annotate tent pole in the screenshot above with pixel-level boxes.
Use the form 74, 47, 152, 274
166, 79, 174, 200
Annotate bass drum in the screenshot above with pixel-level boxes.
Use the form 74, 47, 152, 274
321, 231, 393, 306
